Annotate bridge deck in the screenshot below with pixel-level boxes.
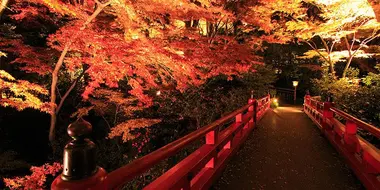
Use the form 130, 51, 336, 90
212, 106, 364, 190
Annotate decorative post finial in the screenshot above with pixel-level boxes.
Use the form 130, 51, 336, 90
52, 118, 107, 189
62, 118, 97, 180
327, 94, 333, 103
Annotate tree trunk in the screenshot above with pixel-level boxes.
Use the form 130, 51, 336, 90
320, 37, 335, 75
49, 1, 110, 142
329, 61, 335, 75
342, 56, 354, 78
49, 44, 70, 142
342, 36, 353, 78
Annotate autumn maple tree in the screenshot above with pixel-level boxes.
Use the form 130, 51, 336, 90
284, 0, 380, 77
1, 0, 266, 142
1, 0, 380, 143
2, 1, 380, 189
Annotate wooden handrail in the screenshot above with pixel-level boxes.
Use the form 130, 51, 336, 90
330, 107, 380, 139
272, 87, 294, 92
105, 101, 255, 189
303, 95, 380, 190
52, 94, 272, 190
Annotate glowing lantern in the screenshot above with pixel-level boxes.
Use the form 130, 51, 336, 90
292, 81, 299, 87
292, 80, 299, 104
272, 98, 279, 108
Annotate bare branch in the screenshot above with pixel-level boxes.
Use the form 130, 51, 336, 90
56, 87, 62, 100
343, 36, 352, 57
304, 40, 330, 64
330, 41, 336, 54
320, 37, 330, 53
350, 32, 356, 52
56, 70, 86, 114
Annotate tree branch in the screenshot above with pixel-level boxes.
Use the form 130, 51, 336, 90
56, 86, 62, 100
350, 32, 356, 52
320, 37, 329, 52
330, 41, 336, 55
320, 37, 334, 74
344, 36, 352, 57
304, 40, 330, 64
55, 70, 86, 114
49, 0, 111, 142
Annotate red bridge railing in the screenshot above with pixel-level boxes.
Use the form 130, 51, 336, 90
52, 94, 271, 189
304, 95, 380, 190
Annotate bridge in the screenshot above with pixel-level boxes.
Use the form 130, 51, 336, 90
51, 94, 380, 190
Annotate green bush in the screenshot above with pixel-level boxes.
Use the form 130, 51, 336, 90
312, 66, 380, 126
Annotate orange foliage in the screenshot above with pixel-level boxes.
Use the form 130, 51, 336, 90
2, 0, 278, 113
0, 70, 52, 113
0, 39, 55, 76
108, 118, 162, 142
2, 0, 378, 111
3, 162, 62, 190
26, 0, 261, 106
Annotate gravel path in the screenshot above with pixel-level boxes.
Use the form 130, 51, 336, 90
212, 106, 364, 190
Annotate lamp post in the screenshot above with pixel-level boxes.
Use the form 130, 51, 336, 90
292, 80, 299, 104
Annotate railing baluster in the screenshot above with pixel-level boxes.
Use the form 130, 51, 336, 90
223, 141, 231, 150
343, 121, 358, 152
322, 102, 333, 131
235, 113, 243, 137
304, 93, 310, 112
206, 129, 218, 145
206, 129, 218, 169
181, 180, 191, 190
248, 96, 256, 125
362, 149, 380, 174
205, 157, 216, 169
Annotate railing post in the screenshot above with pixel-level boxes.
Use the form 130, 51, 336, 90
235, 113, 243, 136
344, 121, 358, 152
248, 91, 256, 126
206, 129, 218, 168
52, 118, 107, 190
304, 91, 310, 111
322, 99, 334, 131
